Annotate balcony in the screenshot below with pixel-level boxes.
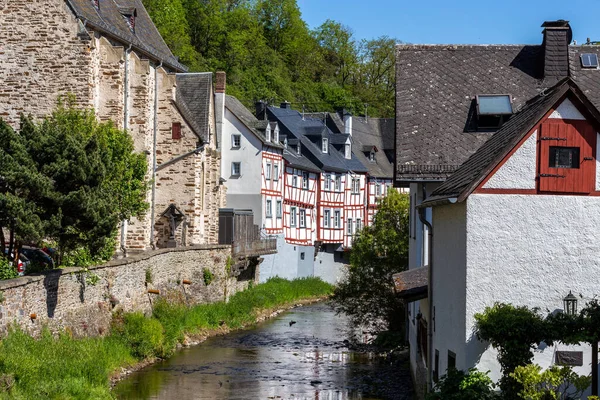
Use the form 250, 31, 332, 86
218, 209, 277, 257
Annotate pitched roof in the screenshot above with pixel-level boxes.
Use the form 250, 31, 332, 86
225, 95, 283, 148
424, 78, 600, 206
350, 117, 395, 178
175, 73, 212, 142
66, 0, 186, 71
268, 107, 368, 173
282, 149, 321, 173
396, 40, 600, 183
395, 44, 545, 182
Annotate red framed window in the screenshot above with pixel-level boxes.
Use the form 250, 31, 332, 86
172, 122, 182, 140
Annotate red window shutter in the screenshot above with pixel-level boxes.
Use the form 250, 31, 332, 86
172, 122, 182, 140
538, 119, 596, 193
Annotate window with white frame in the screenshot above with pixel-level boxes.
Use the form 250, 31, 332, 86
335, 175, 341, 192
276, 200, 282, 218
266, 162, 272, 180
266, 200, 272, 218
290, 207, 297, 227
356, 218, 362, 232
375, 183, 381, 197
324, 209, 330, 228
274, 127, 279, 143
299, 209, 306, 227
297, 142, 301, 155
266, 126, 271, 142
322, 138, 328, 153
369, 151, 375, 162
231, 162, 241, 176
292, 173, 298, 187
324, 174, 331, 191
232, 134, 241, 148
334, 210, 341, 228
352, 178, 359, 194
345, 143, 351, 159
302, 171, 308, 189
347, 218, 353, 234
274, 164, 279, 181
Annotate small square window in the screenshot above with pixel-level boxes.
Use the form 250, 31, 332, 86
231, 162, 241, 176
172, 122, 182, 140
549, 146, 580, 169
232, 134, 241, 148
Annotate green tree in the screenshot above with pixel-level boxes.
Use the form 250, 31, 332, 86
331, 189, 409, 332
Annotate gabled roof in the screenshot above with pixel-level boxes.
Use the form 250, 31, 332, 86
350, 117, 395, 178
175, 73, 212, 142
423, 78, 600, 206
283, 149, 321, 173
268, 107, 368, 173
66, 0, 186, 71
225, 95, 283, 148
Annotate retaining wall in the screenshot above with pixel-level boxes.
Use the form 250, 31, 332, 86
0, 245, 257, 337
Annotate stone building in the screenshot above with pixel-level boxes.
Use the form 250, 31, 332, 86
0, 0, 226, 252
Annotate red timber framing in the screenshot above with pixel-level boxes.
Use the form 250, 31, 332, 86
343, 173, 367, 248
261, 146, 284, 234
317, 172, 345, 244
283, 164, 317, 245
366, 178, 395, 226
475, 94, 600, 197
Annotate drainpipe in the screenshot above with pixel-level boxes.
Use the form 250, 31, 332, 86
119, 43, 133, 257
419, 184, 434, 393
149, 60, 163, 250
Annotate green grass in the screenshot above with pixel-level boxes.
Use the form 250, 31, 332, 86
0, 277, 332, 399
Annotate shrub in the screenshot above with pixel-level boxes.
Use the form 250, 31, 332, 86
510, 364, 590, 400
0, 257, 17, 281
203, 268, 214, 286
145, 268, 153, 285
427, 368, 497, 400
112, 312, 165, 359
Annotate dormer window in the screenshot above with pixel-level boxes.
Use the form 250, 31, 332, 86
92, 0, 99, 10
120, 8, 137, 32
322, 138, 328, 153
274, 125, 279, 143
283, 138, 288, 148
369, 152, 375, 162
265, 125, 271, 142
296, 142, 301, 155
476, 94, 513, 130
344, 139, 351, 160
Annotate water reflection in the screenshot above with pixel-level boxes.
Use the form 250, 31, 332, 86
113, 303, 412, 400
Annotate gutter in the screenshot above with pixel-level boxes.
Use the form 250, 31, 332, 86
119, 43, 133, 257
149, 61, 162, 249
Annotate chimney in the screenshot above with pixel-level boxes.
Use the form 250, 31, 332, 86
214, 71, 226, 152
280, 101, 291, 109
343, 109, 352, 136
542, 20, 572, 81
255, 100, 266, 120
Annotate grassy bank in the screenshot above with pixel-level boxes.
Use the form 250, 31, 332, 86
0, 277, 332, 399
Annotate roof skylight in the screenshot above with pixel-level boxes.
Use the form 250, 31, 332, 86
476, 95, 513, 115
581, 53, 599, 68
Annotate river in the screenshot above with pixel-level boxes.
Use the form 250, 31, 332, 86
113, 302, 414, 400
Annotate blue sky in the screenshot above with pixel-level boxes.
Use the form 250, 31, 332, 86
297, 0, 599, 45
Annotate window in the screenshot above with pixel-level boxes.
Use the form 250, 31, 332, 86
274, 164, 279, 181
232, 134, 241, 148
324, 174, 331, 191
352, 178, 359, 194
300, 252, 305, 260
375, 183, 381, 197
335, 175, 341, 192
292, 173, 298, 187
266, 200, 272, 218
290, 207, 297, 227
283, 137, 288, 148
172, 122, 182, 140
297, 142, 301, 155
302, 171, 308, 189
231, 162, 241, 176
324, 209, 330, 228
274, 127, 279, 142
265, 163, 272, 180
549, 146, 580, 169
447, 351, 456, 371
266, 126, 271, 142
347, 218, 353, 234
345, 143, 351, 159
581, 53, 599, 68
299, 209, 306, 227
334, 210, 340, 228
475, 94, 513, 130
369, 151, 376, 162
356, 218, 362, 232
276, 200, 282, 218
322, 137, 328, 153
434, 350, 440, 383
122, 11, 136, 32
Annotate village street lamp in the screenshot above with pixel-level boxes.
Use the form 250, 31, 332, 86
563, 291, 578, 316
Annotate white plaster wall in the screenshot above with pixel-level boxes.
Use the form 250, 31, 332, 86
482, 130, 537, 189
465, 193, 600, 383
431, 202, 468, 376
222, 108, 262, 222
549, 98, 585, 120
314, 244, 349, 284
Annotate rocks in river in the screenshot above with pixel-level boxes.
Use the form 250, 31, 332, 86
310, 380, 323, 385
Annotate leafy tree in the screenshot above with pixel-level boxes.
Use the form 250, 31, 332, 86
427, 368, 497, 400
510, 364, 590, 400
331, 189, 409, 332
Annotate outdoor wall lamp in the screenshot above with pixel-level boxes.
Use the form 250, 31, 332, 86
563, 291, 578, 316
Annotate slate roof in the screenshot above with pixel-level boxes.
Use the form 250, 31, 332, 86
423, 78, 600, 206
350, 117, 395, 178
396, 38, 600, 183
283, 149, 321, 173
225, 95, 283, 148
395, 44, 545, 182
175, 73, 212, 142
268, 107, 368, 174
66, 0, 186, 71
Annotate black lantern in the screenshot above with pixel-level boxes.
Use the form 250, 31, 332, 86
563, 291, 578, 316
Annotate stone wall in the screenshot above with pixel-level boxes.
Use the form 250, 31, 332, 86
0, 246, 257, 337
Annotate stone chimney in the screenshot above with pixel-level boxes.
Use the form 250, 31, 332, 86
214, 71, 226, 151
280, 101, 291, 109
343, 109, 352, 136
255, 101, 266, 120
541, 20, 572, 81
